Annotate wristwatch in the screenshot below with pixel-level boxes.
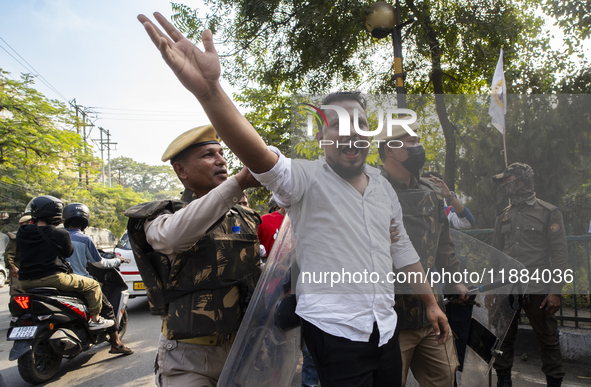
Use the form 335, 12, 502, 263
446, 191, 457, 202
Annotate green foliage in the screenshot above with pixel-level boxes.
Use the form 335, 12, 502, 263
169, 1, 591, 229
108, 156, 183, 195
0, 70, 166, 236
543, 0, 591, 40
453, 94, 591, 227
82, 185, 148, 238
170, 0, 588, 191
0, 69, 95, 225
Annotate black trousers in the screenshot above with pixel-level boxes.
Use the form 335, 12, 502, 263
99, 292, 118, 334
302, 319, 402, 387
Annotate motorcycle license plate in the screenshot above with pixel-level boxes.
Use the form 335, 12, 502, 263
133, 282, 145, 290
8, 326, 38, 340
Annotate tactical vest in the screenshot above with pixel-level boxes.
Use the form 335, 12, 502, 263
383, 172, 448, 330
125, 199, 261, 340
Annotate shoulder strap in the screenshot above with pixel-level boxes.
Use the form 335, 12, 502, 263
35, 227, 73, 274
36, 227, 65, 257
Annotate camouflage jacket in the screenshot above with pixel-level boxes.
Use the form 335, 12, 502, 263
125, 199, 261, 340
4, 232, 19, 270
492, 197, 568, 294
380, 168, 460, 330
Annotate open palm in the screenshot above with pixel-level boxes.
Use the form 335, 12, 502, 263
138, 12, 220, 99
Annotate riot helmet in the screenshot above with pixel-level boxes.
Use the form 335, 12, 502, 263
63, 203, 90, 230
29, 195, 64, 220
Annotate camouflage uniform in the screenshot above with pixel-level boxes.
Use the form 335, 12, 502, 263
380, 167, 460, 387
4, 232, 22, 295
125, 180, 261, 387
492, 163, 567, 382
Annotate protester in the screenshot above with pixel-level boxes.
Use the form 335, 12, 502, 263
421, 171, 475, 229
238, 192, 249, 207
125, 125, 262, 386
377, 124, 468, 386
491, 163, 567, 387
137, 14, 449, 386
257, 197, 286, 258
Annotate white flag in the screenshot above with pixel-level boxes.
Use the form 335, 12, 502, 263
489, 48, 507, 134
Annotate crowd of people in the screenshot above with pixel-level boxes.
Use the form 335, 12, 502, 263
127, 12, 568, 387
6, 11, 571, 387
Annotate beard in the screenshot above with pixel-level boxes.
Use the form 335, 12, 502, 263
330, 161, 365, 180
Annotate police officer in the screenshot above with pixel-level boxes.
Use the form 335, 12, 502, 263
4, 215, 31, 295
376, 122, 468, 387
492, 163, 567, 387
124, 125, 262, 387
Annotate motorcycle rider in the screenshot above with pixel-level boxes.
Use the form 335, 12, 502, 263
16, 195, 114, 330
4, 215, 32, 295
63, 203, 134, 355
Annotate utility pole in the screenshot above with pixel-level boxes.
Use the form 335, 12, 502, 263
94, 127, 117, 187
70, 100, 97, 189
71, 99, 82, 185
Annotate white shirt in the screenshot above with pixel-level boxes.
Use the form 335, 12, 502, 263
447, 211, 472, 230
252, 147, 420, 346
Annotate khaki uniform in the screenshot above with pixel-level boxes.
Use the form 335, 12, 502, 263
492, 197, 567, 379
381, 169, 460, 387
4, 233, 22, 295
126, 177, 261, 387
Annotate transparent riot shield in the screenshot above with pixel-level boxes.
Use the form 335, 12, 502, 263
218, 216, 301, 387
449, 229, 528, 387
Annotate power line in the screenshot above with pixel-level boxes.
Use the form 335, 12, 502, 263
95, 111, 204, 117
0, 36, 69, 103
96, 117, 208, 122
89, 106, 205, 114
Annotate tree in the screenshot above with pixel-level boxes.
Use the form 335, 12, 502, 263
0, 70, 151, 236
0, 70, 94, 225
108, 157, 183, 196
171, 0, 576, 189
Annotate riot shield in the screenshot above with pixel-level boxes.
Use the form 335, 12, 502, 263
218, 216, 301, 387
449, 229, 528, 387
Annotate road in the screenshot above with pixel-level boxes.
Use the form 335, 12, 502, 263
0, 286, 159, 386
1, 284, 588, 386
0, 286, 306, 386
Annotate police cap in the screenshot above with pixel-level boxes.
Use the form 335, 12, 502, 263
161, 125, 220, 162
492, 162, 533, 183
373, 119, 420, 142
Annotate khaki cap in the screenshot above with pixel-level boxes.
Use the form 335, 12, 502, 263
18, 215, 32, 224
373, 119, 420, 142
492, 162, 533, 183
161, 125, 220, 162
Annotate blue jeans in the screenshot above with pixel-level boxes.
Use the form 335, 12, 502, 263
302, 344, 319, 387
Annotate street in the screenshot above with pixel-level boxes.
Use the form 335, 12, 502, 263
1, 284, 589, 386
0, 287, 158, 386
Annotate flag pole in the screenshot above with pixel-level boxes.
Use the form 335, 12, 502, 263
503, 127, 508, 168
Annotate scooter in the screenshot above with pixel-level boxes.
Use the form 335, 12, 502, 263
6, 264, 129, 384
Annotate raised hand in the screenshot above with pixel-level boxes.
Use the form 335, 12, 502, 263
137, 13, 221, 99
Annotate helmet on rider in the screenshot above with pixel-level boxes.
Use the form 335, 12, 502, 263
28, 195, 64, 224
63, 203, 91, 231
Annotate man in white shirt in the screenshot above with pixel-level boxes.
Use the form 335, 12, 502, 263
138, 13, 449, 387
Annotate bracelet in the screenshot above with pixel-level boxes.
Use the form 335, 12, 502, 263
446, 191, 457, 202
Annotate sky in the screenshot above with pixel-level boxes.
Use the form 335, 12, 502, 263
0, 0, 234, 167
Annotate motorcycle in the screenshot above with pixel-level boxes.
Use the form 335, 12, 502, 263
6, 262, 129, 384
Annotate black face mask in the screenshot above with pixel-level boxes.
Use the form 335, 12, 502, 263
401, 145, 426, 179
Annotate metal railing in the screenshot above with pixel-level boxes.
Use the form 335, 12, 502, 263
461, 227, 591, 328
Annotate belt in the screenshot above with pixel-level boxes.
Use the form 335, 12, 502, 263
179, 332, 237, 346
